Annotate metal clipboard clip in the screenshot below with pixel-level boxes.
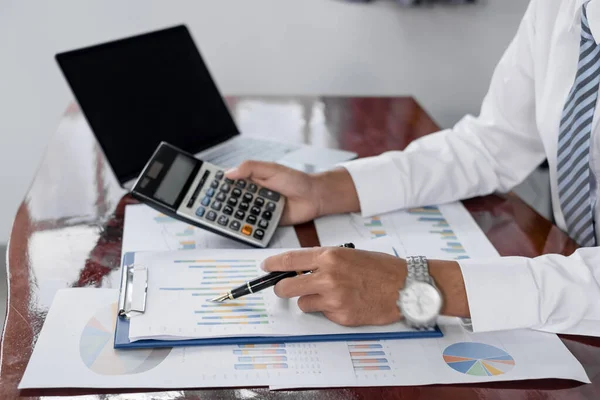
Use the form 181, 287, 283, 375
118, 264, 148, 318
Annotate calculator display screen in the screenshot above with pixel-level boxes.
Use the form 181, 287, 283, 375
154, 154, 196, 206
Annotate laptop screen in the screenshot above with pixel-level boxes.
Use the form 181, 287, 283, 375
55, 25, 239, 185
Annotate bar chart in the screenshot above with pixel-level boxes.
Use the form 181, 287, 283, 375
226, 342, 347, 383
316, 202, 498, 263
347, 341, 391, 372
363, 217, 387, 238
346, 206, 472, 260
406, 206, 470, 260
179, 240, 196, 250
153, 213, 174, 224
233, 344, 289, 370
159, 259, 271, 327
175, 226, 194, 237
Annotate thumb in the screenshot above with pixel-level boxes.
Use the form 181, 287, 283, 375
225, 160, 284, 181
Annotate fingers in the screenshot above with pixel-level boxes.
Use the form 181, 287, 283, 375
274, 274, 324, 298
297, 294, 325, 313
261, 248, 324, 272
225, 160, 289, 181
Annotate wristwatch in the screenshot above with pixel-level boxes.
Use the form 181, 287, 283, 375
397, 256, 443, 329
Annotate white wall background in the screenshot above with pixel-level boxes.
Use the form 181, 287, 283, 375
0, 0, 529, 243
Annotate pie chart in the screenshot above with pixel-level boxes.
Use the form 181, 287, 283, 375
443, 342, 515, 376
79, 303, 171, 375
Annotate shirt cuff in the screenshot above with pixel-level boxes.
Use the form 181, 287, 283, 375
458, 257, 540, 332
340, 154, 407, 217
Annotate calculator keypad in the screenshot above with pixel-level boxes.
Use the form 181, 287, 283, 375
206, 211, 217, 221
259, 188, 281, 202
241, 225, 253, 236
250, 206, 261, 216
180, 164, 284, 246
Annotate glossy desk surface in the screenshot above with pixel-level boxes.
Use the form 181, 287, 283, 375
2, 97, 599, 399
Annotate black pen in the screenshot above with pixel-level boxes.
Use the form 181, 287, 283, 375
210, 243, 355, 302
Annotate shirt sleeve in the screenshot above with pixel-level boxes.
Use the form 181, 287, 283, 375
458, 248, 600, 336
341, 0, 544, 217
341, 1, 600, 336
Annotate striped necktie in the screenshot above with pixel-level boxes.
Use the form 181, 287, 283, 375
557, 4, 598, 247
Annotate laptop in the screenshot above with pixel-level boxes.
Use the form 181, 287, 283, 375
55, 25, 357, 188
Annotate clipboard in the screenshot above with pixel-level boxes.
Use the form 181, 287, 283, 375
114, 252, 443, 349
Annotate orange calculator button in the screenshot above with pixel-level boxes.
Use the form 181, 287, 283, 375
241, 225, 253, 236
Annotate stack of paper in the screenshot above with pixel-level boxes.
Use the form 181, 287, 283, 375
18, 203, 591, 390
19, 287, 589, 390
122, 204, 301, 253
125, 241, 433, 342
314, 203, 498, 260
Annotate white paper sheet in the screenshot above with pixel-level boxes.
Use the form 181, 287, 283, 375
122, 204, 300, 256
128, 239, 421, 341
21, 288, 589, 390
272, 316, 590, 389
315, 202, 498, 260
21, 203, 591, 390
19, 288, 354, 389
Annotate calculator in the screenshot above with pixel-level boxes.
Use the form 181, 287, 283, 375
131, 142, 285, 248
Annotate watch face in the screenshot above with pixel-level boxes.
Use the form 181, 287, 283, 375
399, 281, 442, 324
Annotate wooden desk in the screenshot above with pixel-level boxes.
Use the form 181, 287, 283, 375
2, 96, 598, 399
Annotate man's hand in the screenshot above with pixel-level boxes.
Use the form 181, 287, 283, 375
263, 248, 472, 326
226, 161, 321, 225
261, 247, 406, 326
226, 161, 360, 226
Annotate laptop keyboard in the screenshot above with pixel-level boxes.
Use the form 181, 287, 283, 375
203, 137, 300, 168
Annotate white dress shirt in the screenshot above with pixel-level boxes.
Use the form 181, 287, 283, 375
343, 0, 600, 337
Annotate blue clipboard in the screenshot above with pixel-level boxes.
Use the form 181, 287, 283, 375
114, 252, 443, 349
